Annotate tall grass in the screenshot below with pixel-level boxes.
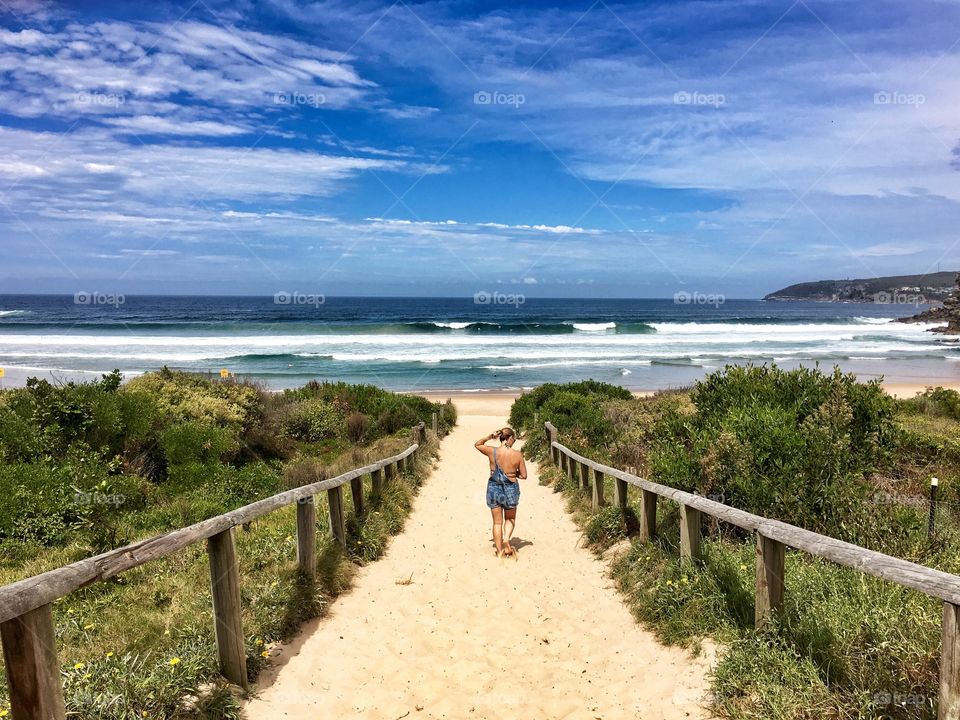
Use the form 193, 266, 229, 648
0, 370, 448, 719
516, 371, 960, 720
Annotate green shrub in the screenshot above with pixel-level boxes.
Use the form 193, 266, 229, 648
124, 368, 261, 429
0, 444, 147, 546
160, 421, 239, 467
0, 397, 42, 461
647, 366, 893, 538
275, 381, 443, 443
280, 399, 345, 442
899, 387, 960, 421
509, 380, 632, 436
438, 399, 457, 433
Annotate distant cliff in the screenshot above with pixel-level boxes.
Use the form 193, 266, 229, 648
898, 274, 960, 334
765, 272, 957, 304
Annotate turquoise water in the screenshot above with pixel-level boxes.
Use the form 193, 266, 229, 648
0, 295, 956, 390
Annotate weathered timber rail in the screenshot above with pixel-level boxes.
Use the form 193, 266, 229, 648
0, 422, 427, 720
544, 421, 960, 720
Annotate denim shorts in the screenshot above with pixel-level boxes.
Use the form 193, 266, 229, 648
486, 479, 520, 509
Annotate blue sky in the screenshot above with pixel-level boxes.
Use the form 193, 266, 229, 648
0, 0, 958, 298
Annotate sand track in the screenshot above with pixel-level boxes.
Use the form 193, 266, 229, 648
244, 399, 714, 719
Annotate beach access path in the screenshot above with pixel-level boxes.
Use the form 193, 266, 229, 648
243, 396, 715, 719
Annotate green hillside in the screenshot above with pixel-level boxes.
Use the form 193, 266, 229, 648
765, 271, 957, 302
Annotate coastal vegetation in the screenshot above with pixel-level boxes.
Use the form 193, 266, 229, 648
0, 368, 454, 718
512, 368, 960, 719
764, 270, 956, 304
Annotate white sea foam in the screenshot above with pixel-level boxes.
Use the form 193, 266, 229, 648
567, 322, 616, 332
0, 321, 950, 376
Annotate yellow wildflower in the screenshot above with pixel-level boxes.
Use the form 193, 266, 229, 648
168, 657, 181, 666
73, 662, 84, 670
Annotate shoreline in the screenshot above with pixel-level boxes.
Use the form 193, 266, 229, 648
1, 367, 957, 402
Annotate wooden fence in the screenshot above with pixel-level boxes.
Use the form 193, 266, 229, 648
0, 422, 427, 720
544, 421, 960, 720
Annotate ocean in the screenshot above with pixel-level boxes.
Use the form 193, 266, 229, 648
0, 295, 956, 392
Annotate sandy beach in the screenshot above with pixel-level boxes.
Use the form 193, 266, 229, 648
243, 396, 715, 719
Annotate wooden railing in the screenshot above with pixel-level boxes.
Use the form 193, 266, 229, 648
0, 422, 428, 720
543, 421, 960, 720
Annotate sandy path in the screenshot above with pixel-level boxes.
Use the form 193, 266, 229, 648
244, 400, 714, 720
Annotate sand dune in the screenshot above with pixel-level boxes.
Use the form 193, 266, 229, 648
243, 397, 714, 719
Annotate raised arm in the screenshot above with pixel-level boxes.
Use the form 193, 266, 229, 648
474, 431, 498, 458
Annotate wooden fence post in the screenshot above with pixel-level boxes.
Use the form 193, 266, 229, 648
941, 602, 960, 720
579, 462, 590, 494
398, 455, 407, 475
386, 461, 396, 484
296, 497, 316, 578
207, 528, 248, 689
615, 477, 628, 509
592, 468, 605, 511
432, 412, 438, 435
640, 489, 657, 542
327, 485, 346, 549
371, 468, 384, 495
565, 455, 574, 483
755, 534, 785, 630
0, 604, 67, 720
680, 504, 701, 562
350, 475, 365, 517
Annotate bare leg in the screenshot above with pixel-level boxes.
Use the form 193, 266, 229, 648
503, 508, 517, 555
491, 507, 504, 556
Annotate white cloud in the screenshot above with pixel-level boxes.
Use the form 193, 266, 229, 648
104, 116, 251, 137
367, 217, 603, 234
853, 242, 925, 257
